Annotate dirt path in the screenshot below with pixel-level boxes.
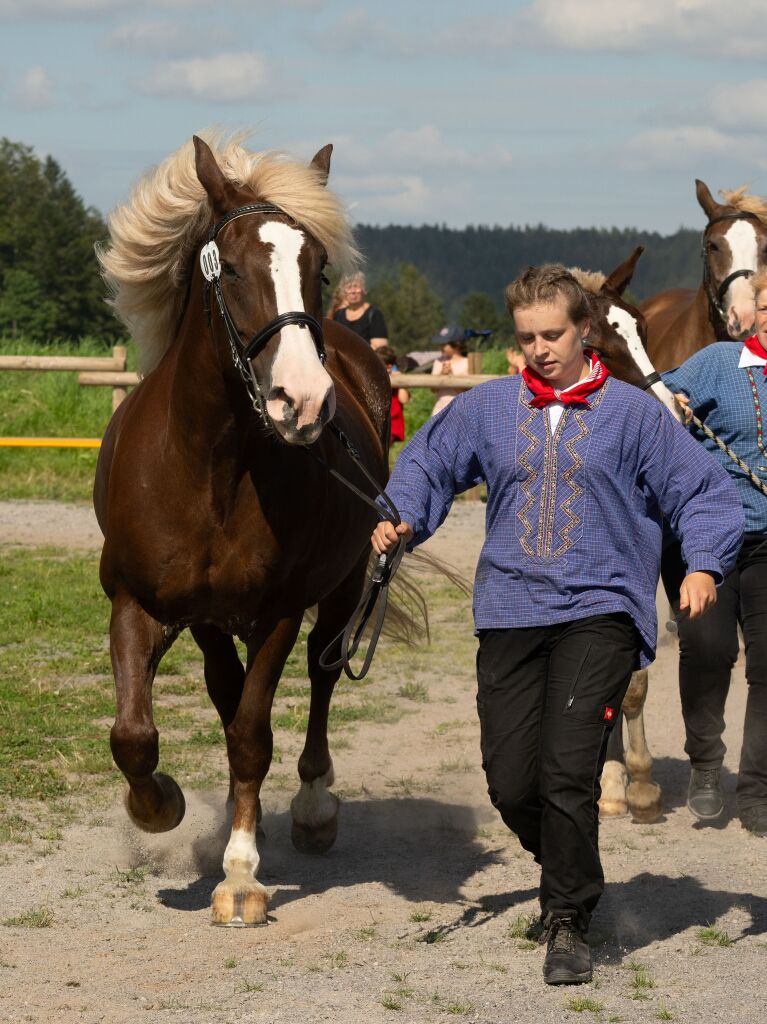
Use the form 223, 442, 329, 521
0, 501, 764, 1024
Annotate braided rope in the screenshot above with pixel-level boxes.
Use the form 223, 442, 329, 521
689, 411, 767, 498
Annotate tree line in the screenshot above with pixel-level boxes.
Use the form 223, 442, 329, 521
0, 137, 706, 351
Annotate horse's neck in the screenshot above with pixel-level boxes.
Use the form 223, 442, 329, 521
647, 285, 719, 371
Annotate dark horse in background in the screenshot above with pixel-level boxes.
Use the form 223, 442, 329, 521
94, 138, 678, 929
95, 135, 402, 926
643, 180, 767, 371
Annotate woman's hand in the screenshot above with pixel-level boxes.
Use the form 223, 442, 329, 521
674, 392, 693, 424
441, 361, 453, 375
371, 520, 413, 555
679, 571, 717, 619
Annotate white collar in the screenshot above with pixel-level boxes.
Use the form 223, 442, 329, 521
739, 343, 767, 369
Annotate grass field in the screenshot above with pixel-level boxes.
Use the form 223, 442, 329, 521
0, 543, 472, 838
0, 337, 509, 501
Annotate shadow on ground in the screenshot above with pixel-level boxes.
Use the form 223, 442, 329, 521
157, 796, 503, 913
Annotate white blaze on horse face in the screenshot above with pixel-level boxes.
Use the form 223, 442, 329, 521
606, 305, 681, 422
722, 220, 758, 337
259, 220, 335, 442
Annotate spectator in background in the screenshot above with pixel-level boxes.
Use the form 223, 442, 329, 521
326, 281, 346, 319
376, 346, 410, 444
430, 325, 469, 416
332, 272, 388, 349
506, 346, 527, 375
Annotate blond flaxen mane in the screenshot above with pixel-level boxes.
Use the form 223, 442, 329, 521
567, 267, 606, 294
719, 185, 767, 222
97, 132, 359, 374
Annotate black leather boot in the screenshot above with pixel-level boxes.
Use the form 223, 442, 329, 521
543, 914, 592, 985
687, 767, 724, 820
740, 805, 767, 837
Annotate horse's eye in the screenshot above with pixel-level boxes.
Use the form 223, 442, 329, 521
709, 242, 719, 253
222, 261, 238, 278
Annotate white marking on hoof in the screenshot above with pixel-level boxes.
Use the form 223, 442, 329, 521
599, 759, 629, 817
291, 765, 338, 829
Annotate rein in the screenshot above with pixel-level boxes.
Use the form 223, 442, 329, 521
701, 211, 762, 325
199, 202, 404, 680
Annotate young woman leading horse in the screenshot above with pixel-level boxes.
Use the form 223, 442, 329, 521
95, 135, 402, 927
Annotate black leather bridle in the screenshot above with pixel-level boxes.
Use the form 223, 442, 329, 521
701, 211, 762, 327
199, 201, 326, 420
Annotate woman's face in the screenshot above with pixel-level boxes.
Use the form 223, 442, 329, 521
441, 343, 460, 359
514, 295, 589, 386
344, 280, 365, 305
755, 288, 767, 345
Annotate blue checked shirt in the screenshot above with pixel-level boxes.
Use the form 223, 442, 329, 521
385, 375, 744, 667
662, 342, 767, 534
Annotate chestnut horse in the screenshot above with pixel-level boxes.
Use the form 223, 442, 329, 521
95, 135, 407, 927
643, 180, 767, 372
571, 247, 683, 823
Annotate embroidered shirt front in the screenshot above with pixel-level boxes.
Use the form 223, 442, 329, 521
384, 375, 744, 667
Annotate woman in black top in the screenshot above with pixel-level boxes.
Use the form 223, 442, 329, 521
332, 273, 388, 348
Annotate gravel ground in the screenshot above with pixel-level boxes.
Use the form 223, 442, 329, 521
0, 500, 764, 1024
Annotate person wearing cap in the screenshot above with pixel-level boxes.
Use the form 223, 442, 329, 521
430, 325, 469, 416
372, 264, 743, 986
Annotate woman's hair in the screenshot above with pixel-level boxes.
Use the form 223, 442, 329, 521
504, 263, 590, 323
751, 269, 767, 301
442, 339, 468, 357
341, 271, 366, 292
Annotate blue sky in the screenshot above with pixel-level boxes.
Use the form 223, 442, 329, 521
2, 0, 767, 232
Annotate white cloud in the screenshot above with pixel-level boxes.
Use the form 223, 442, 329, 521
332, 125, 514, 175
13, 66, 55, 109
622, 125, 736, 170
709, 80, 767, 132
142, 52, 296, 103
105, 19, 234, 56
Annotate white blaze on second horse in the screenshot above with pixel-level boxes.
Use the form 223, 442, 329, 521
260, 220, 335, 442
723, 219, 759, 337
606, 305, 681, 422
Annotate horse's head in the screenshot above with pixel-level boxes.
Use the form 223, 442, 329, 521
696, 179, 767, 339
194, 136, 335, 445
584, 247, 682, 422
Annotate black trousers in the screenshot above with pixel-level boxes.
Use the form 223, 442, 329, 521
661, 535, 767, 813
476, 613, 638, 930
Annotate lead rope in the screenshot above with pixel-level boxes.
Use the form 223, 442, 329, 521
304, 422, 406, 681
687, 413, 767, 499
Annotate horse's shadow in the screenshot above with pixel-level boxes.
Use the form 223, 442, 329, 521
157, 796, 509, 913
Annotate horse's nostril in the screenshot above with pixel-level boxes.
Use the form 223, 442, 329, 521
319, 399, 332, 425
268, 386, 294, 410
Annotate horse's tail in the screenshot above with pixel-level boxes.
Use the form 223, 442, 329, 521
380, 549, 471, 647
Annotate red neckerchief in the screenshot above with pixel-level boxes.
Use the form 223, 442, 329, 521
743, 334, 767, 375
522, 350, 610, 409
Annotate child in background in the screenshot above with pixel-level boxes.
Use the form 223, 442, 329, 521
376, 346, 410, 444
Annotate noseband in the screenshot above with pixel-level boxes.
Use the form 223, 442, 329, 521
199, 202, 326, 420
701, 211, 762, 325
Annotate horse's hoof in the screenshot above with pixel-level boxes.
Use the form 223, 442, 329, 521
125, 772, 186, 834
291, 809, 339, 854
599, 797, 629, 818
627, 781, 663, 823
211, 879, 268, 927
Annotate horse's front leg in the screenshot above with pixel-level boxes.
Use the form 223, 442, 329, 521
623, 668, 663, 823
109, 591, 185, 833
212, 615, 302, 927
290, 560, 367, 854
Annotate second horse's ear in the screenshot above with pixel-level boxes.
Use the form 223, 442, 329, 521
695, 178, 726, 222
602, 246, 644, 296
310, 144, 333, 185
193, 135, 239, 211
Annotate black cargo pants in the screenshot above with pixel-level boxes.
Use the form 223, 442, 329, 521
476, 613, 639, 930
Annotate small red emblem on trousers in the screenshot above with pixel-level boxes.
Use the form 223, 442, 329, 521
603, 707, 615, 721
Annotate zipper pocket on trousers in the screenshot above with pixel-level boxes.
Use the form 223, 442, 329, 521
564, 644, 592, 712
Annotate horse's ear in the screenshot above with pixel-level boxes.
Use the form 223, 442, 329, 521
696, 178, 725, 221
193, 135, 238, 210
602, 246, 644, 296
310, 144, 333, 185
